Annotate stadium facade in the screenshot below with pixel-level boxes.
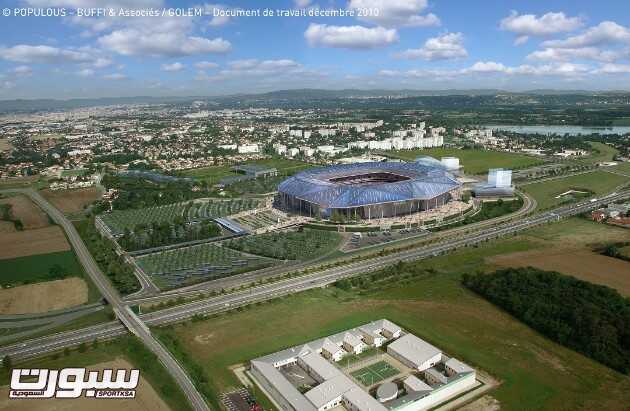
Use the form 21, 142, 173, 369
277, 162, 462, 220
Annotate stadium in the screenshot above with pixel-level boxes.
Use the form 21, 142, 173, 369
277, 162, 462, 220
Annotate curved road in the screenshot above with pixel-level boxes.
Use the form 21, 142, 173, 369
2, 190, 627, 367
1, 189, 209, 411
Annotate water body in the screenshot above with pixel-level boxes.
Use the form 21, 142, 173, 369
483, 125, 630, 136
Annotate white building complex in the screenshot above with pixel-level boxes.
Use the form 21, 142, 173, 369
250, 319, 477, 411
472, 168, 514, 197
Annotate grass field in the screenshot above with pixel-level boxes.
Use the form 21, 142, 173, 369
152, 217, 630, 411
181, 158, 314, 185
387, 148, 544, 174
0, 250, 100, 302
351, 361, 399, 386
577, 142, 619, 164
521, 170, 628, 209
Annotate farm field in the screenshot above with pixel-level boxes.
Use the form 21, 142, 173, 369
0, 335, 194, 411
388, 148, 544, 174
521, 170, 628, 209
0, 249, 87, 287
225, 229, 343, 260
136, 243, 274, 289
351, 361, 400, 386
0, 194, 50, 229
0, 138, 11, 152
0, 225, 70, 259
153, 217, 630, 411
40, 187, 100, 214
488, 217, 630, 295
0, 277, 88, 315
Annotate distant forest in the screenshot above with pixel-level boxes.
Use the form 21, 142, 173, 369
463, 267, 630, 374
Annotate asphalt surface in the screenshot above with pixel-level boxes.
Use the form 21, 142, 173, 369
1, 189, 209, 411
2, 189, 627, 368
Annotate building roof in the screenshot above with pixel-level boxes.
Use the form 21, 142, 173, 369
305, 375, 353, 408
343, 332, 364, 347
300, 352, 341, 381
381, 319, 401, 335
278, 162, 461, 208
387, 333, 441, 367
322, 338, 344, 355
344, 387, 388, 411
251, 360, 317, 411
444, 358, 474, 374
403, 375, 433, 392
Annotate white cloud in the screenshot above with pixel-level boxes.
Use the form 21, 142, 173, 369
195, 61, 219, 70
196, 59, 323, 82
467, 61, 507, 73
396, 32, 467, 60
77, 68, 95, 77
294, 0, 312, 7
542, 21, 630, 48
0, 45, 93, 64
92, 57, 113, 68
203, 4, 234, 27
379, 61, 591, 79
11, 65, 33, 77
99, 28, 231, 57
500, 11, 583, 44
527, 47, 626, 62
161, 62, 185, 72
103, 73, 127, 80
304, 23, 398, 49
592, 63, 630, 74
348, 0, 440, 28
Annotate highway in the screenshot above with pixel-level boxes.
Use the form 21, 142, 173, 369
1, 189, 209, 411
2, 189, 628, 368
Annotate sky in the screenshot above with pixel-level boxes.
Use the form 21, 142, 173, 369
1, 0, 630, 99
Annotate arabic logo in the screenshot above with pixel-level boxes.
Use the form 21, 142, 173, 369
9, 368, 140, 399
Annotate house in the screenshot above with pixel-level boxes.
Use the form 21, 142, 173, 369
342, 333, 367, 355
321, 338, 346, 362
591, 209, 607, 222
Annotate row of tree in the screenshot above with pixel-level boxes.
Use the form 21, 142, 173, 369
462, 267, 630, 374
118, 220, 221, 251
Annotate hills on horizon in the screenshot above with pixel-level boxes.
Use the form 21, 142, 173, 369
2, 88, 630, 113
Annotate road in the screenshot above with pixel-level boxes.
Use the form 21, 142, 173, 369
1, 189, 209, 411
3, 190, 628, 366
124, 189, 536, 306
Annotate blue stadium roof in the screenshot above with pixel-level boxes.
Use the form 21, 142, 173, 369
278, 162, 461, 209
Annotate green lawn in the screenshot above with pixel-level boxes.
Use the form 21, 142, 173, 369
387, 148, 544, 174
522, 170, 628, 210
576, 142, 619, 165
153, 221, 630, 411
0, 250, 100, 302
181, 158, 314, 185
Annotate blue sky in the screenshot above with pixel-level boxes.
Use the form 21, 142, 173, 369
1, 0, 630, 98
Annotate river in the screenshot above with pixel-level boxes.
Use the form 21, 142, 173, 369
483, 125, 630, 136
